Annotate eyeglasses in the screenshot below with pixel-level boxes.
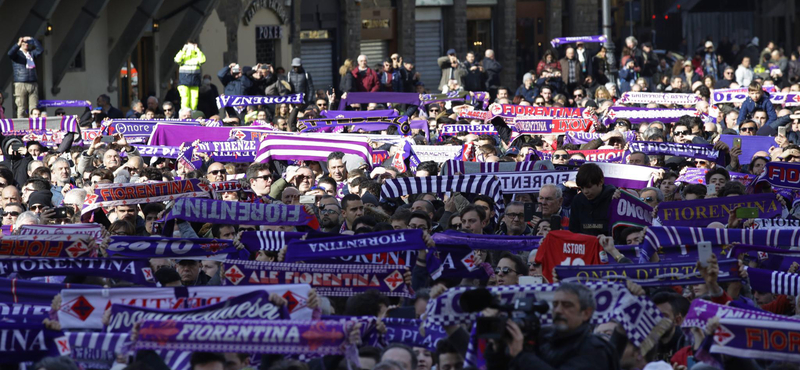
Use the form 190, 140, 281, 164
538, 196, 556, 202
527, 262, 541, 268
494, 266, 518, 275
741, 126, 757, 132
674, 130, 689, 136
695, 160, 707, 166
29, 205, 46, 211
209, 169, 227, 175
317, 103, 327, 107
552, 154, 569, 160
505, 212, 524, 220
450, 223, 462, 229
640, 196, 655, 203
409, 224, 429, 231
254, 175, 273, 182
295, 175, 311, 182
164, 108, 173, 112
320, 209, 339, 215
2, 211, 19, 217
574, 94, 584, 98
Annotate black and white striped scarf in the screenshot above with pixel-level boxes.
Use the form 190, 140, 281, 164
381, 175, 505, 222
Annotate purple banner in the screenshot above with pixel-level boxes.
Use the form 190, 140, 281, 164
0, 258, 155, 286
609, 190, 653, 231
134, 318, 354, 356
148, 123, 237, 146
216, 94, 304, 109
711, 318, 800, 363
556, 259, 739, 287
166, 198, 318, 227
220, 260, 412, 298
627, 141, 725, 166
38, 100, 92, 108
106, 119, 201, 138
718, 135, 775, 165
432, 230, 541, 251
657, 193, 781, 227
106, 236, 245, 259
550, 35, 607, 47
285, 230, 425, 263
107, 290, 288, 333
0, 235, 97, 258
764, 161, 800, 189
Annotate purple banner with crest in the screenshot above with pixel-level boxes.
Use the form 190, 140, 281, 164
627, 141, 725, 165
657, 193, 781, 227
602, 107, 697, 126
556, 258, 739, 287
549, 35, 607, 47
0, 258, 155, 286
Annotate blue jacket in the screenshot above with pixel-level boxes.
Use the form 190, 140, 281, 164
515, 84, 537, 103
8, 39, 43, 83
217, 66, 253, 96
737, 91, 777, 128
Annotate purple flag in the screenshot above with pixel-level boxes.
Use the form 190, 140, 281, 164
106, 290, 288, 333
718, 135, 774, 165
550, 35, 607, 47
134, 318, 355, 356
0, 258, 155, 286
609, 190, 653, 232
220, 260, 413, 298
556, 258, 740, 287
657, 193, 782, 227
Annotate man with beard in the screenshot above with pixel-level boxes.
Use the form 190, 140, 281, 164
319, 196, 342, 234
507, 283, 618, 370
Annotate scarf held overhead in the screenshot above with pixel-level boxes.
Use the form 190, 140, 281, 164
284, 230, 425, 263
82, 179, 211, 216
166, 198, 318, 227
556, 258, 740, 287
657, 193, 782, 227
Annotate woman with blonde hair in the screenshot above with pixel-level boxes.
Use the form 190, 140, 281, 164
594, 86, 611, 100
339, 59, 355, 94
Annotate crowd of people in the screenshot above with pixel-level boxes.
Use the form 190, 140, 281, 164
3, 31, 800, 370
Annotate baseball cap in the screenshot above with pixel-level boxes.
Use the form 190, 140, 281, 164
447, 49, 456, 56
505, 147, 520, 156
291, 58, 302, 67
705, 41, 714, 48
683, 60, 692, 67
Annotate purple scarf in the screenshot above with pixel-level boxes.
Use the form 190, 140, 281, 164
65, 331, 130, 366
556, 258, 740, 287
38, 100, 92, 107
82, 179, 211, 216
617, 92, 702, 105
676, 167, 757, 186
134, 318, 356, 356
194, 141, 258, 163
285, 230, 425, 263
321, 109, 398, 118
338, 92, 422, 109
710, 318, 800, 363
432, 230, 541, 251
107, 290, 289, 333
255, 133, 373, 167
422, 91, 490, 110
0, 116, 79, 133
657, 193, 782, 227
609, 190, 653, 231
550, 35, 606, 47
717, 135, 775, 165
0, 235, 97, 258
216, 94, 304, 109
148, 123, 238, 146
17, 223, 105, 243
439, 123, 497, 136
166, 198, 318, 227
132, 144, 181, 158
745, 266, 800, 297
426, 244, 492, 280
0, 276, 95, 306
682, 299, 796, 330
627, 141, 726, 166
366, 318, 447, 351
0, 258, 155, 286
563, 131, 637, 145
535, 149, 624, 163
728, 244, 800, 271
106, 236, 245, 259
602, 107, 697, 126
640, 226, 800, 263
298, 116, 408, 133
764, 161, 800, 189
0, 321, 62, 363
489, 104, 594, 119
106, 119, 201, 138
220, 260, 413, 298
238, 230, 307, 252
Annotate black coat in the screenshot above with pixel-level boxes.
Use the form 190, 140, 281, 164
568, 184, 616, 236
509, 323, 619, 370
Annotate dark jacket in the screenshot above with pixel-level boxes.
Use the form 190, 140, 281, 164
287, 67, 314, 104
352, 67, 380, 92
8, 39, 43, 83
591, 56, 609, 85
217, 66, 253, 96
339, 71, 354, 93
559, 57, 584, 85
679, 71, 701, 85
103, 106, 124, 119
509, 323, 619, 370
738, 91, 778, 128
462, 61, 483, 91
641, 50, 659, 78
482, 57, 503, 89
515, 84, 537, 103
568, 184, 616, 236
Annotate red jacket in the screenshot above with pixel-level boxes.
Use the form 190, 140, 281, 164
352, 67, 380, 92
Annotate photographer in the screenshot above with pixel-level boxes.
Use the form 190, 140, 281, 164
506, 283, 618, 370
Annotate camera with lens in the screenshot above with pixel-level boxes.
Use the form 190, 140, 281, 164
459, 288, 549, 348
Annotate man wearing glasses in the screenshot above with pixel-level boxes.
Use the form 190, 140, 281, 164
2, 202, 23, 226
496, 201, 533, 236
495, 251, 528, 286
206, 162, 228, 183
715, 66, 736, 89
538, 184, 569, 229
318, 196, 342, 234
246, 163, 275, 202
163, 102, 177, 119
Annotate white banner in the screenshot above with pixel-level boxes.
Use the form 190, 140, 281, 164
493, 171, 578, 193
58, 284, 312, 330
752, 218, 800, 229
412, 145, 462, 163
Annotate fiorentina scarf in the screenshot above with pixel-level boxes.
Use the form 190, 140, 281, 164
640, 226, 800, 263
0, 276, 94, 308
320, 109, 398, 119
105, 119, 201, 138
421, 91, 490, 110
64, 331, 130, 366
657, 193, 782, 227
432, 230, 541, 251
609, 190, 653, 231
563, 131, 637, 145
602, 107, 697, 126
219, 260, 413, 298
712, 90, 800, 106
550, 35, 607, 47
0, 116, 79, 133
237, 230, 307, 252
763, 161, 800, 189
106, 290, 288, 333
489, 104, 595, 119
710, 318, 800, 363
626, 141, 726, 166
411, 145, 462, 163
426, 244, 492, 280
17, 223, 105, 242
0, 258, 155, 286
0, 321, 63, 363
297, 116, 410, 134
0, 234, 97, 258
38, 100, 92, 108
457, 110, 493, 121
536, 149, 623, 163
745, 266, 800, 297
132, 144, 182, 158
752, 218, 800, 229
682, 299, 798, 330
440, 160, 541, 176
284, 230, 425, 263
367, 318, 448, 351
337, 92, 423, 110
439, 123, 498, 136
617, 92, 703, 105
255, 133, 373, 166
166, 198, 318, 228
675, 167, 756, 186
105, 236, 243, 259
709, 86, 777, 104
215, 94, 304, 109
424, 282, 666, 350
58, 284, 313, 330
453, 169, 576, 194
555, 258, 740, 287
381, 176, 505, 221
81, 179, 211, 216
728, 244, 800, 271
133, 318, 355, 356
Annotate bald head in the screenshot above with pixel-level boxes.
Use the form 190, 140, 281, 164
485, 49, 495, 59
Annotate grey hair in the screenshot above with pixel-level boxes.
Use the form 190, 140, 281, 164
50, 157, 69, 169
625, 36, 638, 46
33, 357, 79, 370
380, 344, 417, 370
540, 184, 563, 199
640, 187, 664, 203
556, 282, 596, 312
643, 127, 664, 141
14, 211, 40, 230
64, 188, 87, 205
179, 107, 192, 116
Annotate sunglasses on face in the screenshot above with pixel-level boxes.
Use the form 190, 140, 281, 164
320, 209, 338, 215
209, 169, 227, 175
494, 266, 518, 275
2, 211, 19, 217
553, 154, 569, 160
741, 126, 757, 132
695, 160, 707, 166
255, 175, 273, 182
239, 227, 256, 232
29, 205, 46, 211
527, 262, 541, 268
674, 130, 689, 136
450, 223, 462, 229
